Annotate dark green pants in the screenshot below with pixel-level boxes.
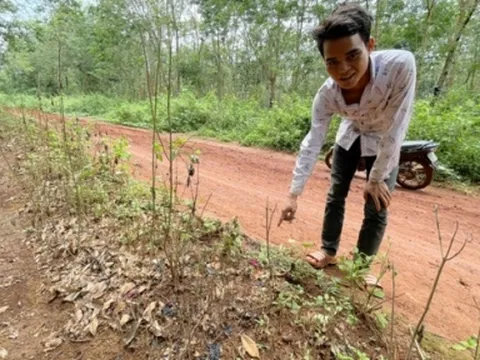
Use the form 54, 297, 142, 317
321, 138, 398, 257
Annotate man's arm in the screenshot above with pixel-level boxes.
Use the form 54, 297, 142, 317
290, 85, 334, 196
369, 52, 416, 183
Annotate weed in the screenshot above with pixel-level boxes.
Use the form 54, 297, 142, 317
221, 218, 244, 256
274, 285, 304, 314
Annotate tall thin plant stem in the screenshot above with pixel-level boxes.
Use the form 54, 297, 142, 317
139, 29, 162, 239
406, 207, 469, 359
265, 197, 277, 280
162, 0, 177, 287
474, 297, 480, 360
390, 264, 397, 360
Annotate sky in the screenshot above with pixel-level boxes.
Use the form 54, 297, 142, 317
8, 0, 97, 21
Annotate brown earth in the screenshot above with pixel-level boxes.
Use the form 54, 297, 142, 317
10, 110, 480, 343
0, 154, 144, 359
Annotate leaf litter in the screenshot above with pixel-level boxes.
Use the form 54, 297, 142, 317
17, 170, 395, 359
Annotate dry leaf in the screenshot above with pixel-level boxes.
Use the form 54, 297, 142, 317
102, 299, 115, 313
115, 301, 127, 314
240, 334, 260, 358
64, 291, 81, 302
91, 284, 107, 300
8, 329, 18, 340
148, 320, 163, 337
137, 285, 148, 295
0, 348, 7, 359
75, 309, 83, 323
0, 306, 8, 314
107, 320, 120, 332
120, 314, 131, 327
91, 307, 101, 320
124, 320, 141, 346
119, 282, 135, 296
88, 318, 99, 336
44, 337, 62, 352
142, 301, 156, 323
215, 287, 224, 300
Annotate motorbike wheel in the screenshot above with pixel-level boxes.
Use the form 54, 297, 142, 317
325, 148, 334, 169
396, 158, 434, 190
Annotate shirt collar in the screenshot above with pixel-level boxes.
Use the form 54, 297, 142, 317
369, 53, 378, 81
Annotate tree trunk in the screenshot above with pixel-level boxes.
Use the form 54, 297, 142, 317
416, 0, 436, 86
467, 31, 479, 91
215, 34, 224, 99
434, 0, 479, 97
291, 0, 306, 91
57, 40, 62, 96
170, 0, 181, 95
268, 72, 276, 108
373, 0, 384, 42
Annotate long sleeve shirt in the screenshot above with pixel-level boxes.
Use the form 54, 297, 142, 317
290, 49, 417, 196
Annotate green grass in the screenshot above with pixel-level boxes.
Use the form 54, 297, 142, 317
423, 332, 477, 360
1, 90, 479, 183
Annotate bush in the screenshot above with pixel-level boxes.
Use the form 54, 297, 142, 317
168, 91, 217, 132
409, 97, 480, 181
105, 101, 151, 127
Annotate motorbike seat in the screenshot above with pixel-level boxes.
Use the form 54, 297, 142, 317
401, 140, 437, 152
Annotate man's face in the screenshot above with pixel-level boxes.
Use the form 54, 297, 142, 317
323, 34, 374, 90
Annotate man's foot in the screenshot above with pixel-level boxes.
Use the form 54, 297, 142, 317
306, 250, 337, 269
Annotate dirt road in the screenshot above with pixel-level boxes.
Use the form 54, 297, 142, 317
17, 111, 480, 341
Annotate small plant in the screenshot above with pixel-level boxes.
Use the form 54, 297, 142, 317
374, 311, 389, 330
221, 218, 244, 256
337, 248, 373, 287
451, 335, 478, 351
274, 285, 305, 313
335, 346, 371, 360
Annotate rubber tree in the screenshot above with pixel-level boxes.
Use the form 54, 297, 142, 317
434, 0, 479, 96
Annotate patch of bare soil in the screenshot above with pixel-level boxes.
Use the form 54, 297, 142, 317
0, 159, 142, 360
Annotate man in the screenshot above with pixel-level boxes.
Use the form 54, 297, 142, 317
278, 3, 416, 285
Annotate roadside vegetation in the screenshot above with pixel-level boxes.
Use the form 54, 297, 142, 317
1, 91, 479, 185
1, 109, 478, 359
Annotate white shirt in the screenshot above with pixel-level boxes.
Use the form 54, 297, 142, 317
290, 49, 417, 196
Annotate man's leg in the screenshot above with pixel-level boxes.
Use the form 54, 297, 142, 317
321, 138, 361, 256
356, 157, 399, 256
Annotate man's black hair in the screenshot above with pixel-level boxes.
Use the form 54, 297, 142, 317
313, 3, 373, 57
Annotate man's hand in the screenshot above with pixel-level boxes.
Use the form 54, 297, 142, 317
278, 194, 298, 226
364, 180, 391, 211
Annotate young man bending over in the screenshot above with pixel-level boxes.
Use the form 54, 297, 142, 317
279, 3, 416, 284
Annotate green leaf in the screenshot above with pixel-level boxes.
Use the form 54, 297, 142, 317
372, 288, 385, 299
452, 344, 466, 351
451, 335, 478, 351
154, 143, 163, 161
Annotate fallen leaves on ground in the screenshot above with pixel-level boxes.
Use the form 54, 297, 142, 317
13, 171, 392, 359
240, 334, 260, 358
42, 334, 63, 352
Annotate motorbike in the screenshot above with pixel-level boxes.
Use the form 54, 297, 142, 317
324, 140, 440, 190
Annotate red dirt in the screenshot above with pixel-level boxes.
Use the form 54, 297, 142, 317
18, 110, 480, 341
